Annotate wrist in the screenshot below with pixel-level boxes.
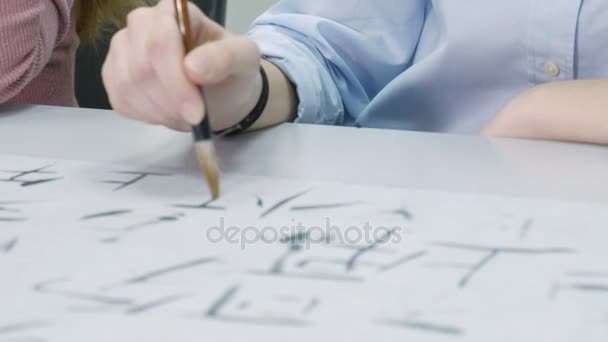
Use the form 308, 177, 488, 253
240, 67, 265, 125
215, 64, 268, 135
211, 66, 264, 132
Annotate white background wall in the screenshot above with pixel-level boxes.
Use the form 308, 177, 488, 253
226, 0, 279, 33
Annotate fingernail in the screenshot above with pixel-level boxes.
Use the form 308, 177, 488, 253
181, 101, 203, 125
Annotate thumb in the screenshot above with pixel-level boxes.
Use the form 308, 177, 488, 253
184, 36, 261, 85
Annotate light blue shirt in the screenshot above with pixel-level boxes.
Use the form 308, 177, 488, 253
249, 0, 608, 133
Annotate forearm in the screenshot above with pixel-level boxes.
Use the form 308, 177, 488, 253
482, 80, 608, 144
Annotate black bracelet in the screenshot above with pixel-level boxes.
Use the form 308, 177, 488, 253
215, 65, 269, 136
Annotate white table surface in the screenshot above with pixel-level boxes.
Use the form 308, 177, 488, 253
1, 104, 607, 202
2, 104, 608, 342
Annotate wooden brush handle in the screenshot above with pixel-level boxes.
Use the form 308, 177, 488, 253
174, 0, 194, 52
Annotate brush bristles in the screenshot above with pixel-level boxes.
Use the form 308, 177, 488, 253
194, 141, 220, 199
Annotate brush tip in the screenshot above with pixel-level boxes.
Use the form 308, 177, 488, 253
194, 141, 220, 199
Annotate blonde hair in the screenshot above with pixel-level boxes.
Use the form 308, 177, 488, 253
75, 0, 153, 43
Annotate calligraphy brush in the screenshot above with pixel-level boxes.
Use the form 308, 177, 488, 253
174, 0, 220, 199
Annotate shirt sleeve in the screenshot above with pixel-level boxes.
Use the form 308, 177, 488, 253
249, 0, 426, 125
0, 0, 74, 103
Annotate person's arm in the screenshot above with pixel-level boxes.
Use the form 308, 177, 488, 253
102, 0, 425, 132
0, 0, 74, 103
481, 80, 608, 144
249, 0, 426, 126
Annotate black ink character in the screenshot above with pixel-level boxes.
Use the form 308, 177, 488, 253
260, 188, 312, 218
551, 270, 608, 298
205, 285, 318, 326
0, 321, 48, 334
85, 210, 185, 233
430, 241, 575, 289
382, 208, 413, 221
0, 201, 35, 222
519, 218, 534, 240
290, 201, 364, 212
103, 171, 171, 191
0, 320, 49, 341
259, 229, 426, 282
0, 165, 62, 187
81, 210, 133, 220
174, 198, 225, 211
33, 277, 185, 315
1, 237, 18, 253
121, 214, 184, 232
123, 257, 217, 284
82, 210, 186, 243
378, 317, 464, 336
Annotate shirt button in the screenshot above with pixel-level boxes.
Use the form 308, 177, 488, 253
544, 62, 561, 77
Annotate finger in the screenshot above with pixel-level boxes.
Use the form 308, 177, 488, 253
103, 30, 140, 116
125, 8, 178, 118
143, 11, 205, 126
103, 30, 172, 127
184, 36, 261, 85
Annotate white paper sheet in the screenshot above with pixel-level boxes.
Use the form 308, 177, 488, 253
1, 154, 607, 341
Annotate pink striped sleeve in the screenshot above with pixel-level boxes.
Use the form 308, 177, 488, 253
0, 0, 74, 103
